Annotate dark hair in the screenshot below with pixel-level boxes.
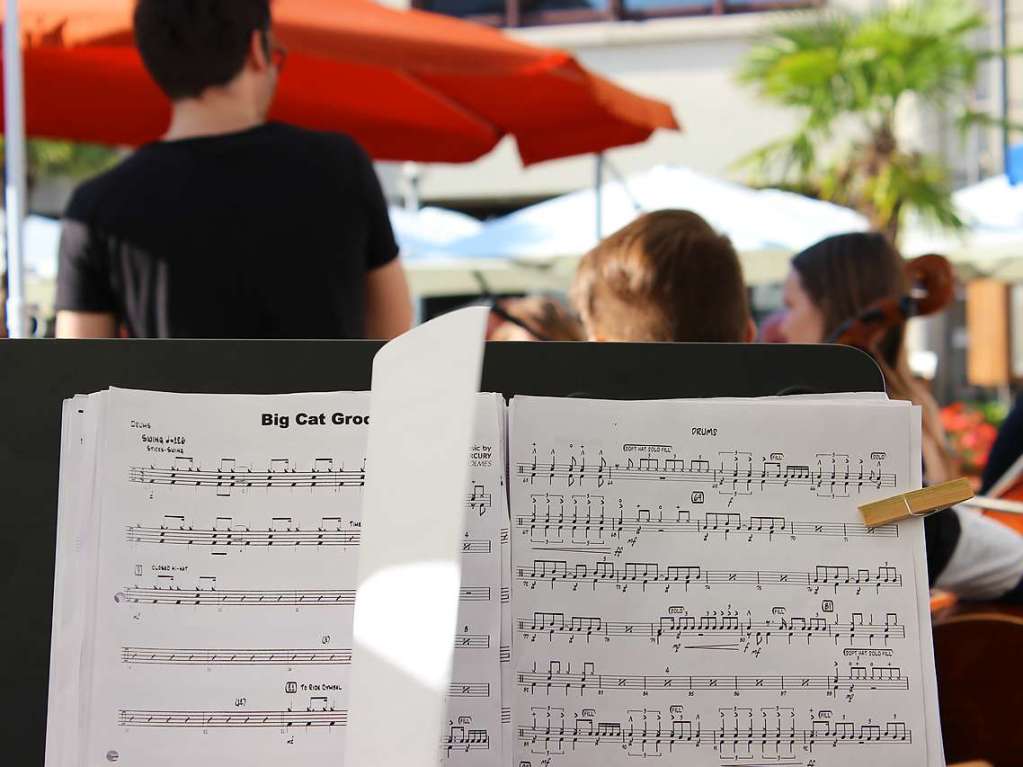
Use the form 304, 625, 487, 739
791, 232, 906, 367
572, 209, 750, 343
134, 0, 272, 100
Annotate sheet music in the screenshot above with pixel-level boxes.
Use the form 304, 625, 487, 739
62, 388, 503, 767
51, 388, 944, 767
508, 395, 939, 767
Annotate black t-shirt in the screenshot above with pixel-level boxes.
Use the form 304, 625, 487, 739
56, 123, 398, 338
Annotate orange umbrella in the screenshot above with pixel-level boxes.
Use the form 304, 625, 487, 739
3, 0, 679, 164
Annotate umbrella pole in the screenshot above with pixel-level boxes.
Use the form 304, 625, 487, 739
594, 152, 604, 241
402, 161, 421, 213
3, 0, 28, 338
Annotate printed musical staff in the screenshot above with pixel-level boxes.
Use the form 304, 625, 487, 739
517, 447, 896, 497
518, 660, 908, 696
129, 457, 365, 490
520, 500, 897, 546
117, 584, 490, 607
118, 637, 491, 665
118, 707, 347, 729
121, 646, 354, 665
117, 709, 490, 752
126, 522, 359, 548
517, 609, 904, 649
456, 634, 491, 649
518, 559, 901, 593
130, 457, 497, 510
125, 521, 492, 554
520, 705, 911, 758
449, 682, 492, 698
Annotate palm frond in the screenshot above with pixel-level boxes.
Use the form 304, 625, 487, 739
736, 0, 1011, 236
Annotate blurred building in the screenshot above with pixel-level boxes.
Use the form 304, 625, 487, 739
377, 0, 1021, 213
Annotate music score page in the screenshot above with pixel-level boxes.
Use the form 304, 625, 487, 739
59, 389, 505, 767
508, 395, 940, 767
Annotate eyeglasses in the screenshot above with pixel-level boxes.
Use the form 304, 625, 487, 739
261, 29, 287, 72
271, 44, 287, 72
488, 302, 552, 342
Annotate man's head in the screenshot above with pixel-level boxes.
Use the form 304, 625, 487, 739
571, 209, 753, 343
134, 0, 281, 116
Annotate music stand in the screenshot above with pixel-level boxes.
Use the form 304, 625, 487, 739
0, 339, 882, 763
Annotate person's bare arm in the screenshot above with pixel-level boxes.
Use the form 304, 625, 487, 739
56, 310, 118, 338
364, 259, 413, 339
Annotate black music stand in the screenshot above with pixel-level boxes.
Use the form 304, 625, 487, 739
0, 339, 882, 763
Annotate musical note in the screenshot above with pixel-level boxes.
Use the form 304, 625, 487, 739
443, 724, 490, 753
467, 484, 492, 517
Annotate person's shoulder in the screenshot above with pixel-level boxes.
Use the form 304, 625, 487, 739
267, 123, 370, 164
64, 148, 164, 221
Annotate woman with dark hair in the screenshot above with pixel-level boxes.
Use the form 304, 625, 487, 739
778, 232, 1023, 603
781, 232, 952, 483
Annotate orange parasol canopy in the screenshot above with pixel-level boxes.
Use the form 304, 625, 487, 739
2, 0, 679, 164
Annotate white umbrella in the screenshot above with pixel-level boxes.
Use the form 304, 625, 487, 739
901, 174, 1023, 278
953, 174, 1023, 230
428, 165, 868, 289
439, 165, 868, 262
388, 206, 482, 259
0, 214, 65, 333
21, 215, 61, 279
0, 213, 84, 282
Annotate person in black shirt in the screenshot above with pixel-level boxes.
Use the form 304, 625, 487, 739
56, 0, 412, 340
982, 395, 1023, 493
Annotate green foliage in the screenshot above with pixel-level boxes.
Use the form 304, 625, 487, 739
738, 0, 1016, 241
1, 138, 120, 186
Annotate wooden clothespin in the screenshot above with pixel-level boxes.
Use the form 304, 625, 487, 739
859, 478, 975, 528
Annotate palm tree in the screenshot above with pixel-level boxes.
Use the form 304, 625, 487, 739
738, 0, 1019, 243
